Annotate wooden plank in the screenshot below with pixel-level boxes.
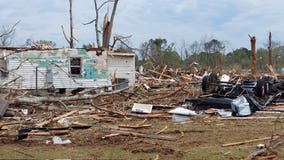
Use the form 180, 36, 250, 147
36, 110, 78, 127
148, 69, 173, 79
118, 124, 152, 129
222, 137, 276, 147
126, 113, 172, 119
159, 65, 167, 79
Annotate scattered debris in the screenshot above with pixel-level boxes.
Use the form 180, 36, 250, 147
52, 136, 72, 145
132, 103, 153, 114
168, 107, 197, 116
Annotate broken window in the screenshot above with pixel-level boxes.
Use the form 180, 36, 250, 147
70, 57, 82, 76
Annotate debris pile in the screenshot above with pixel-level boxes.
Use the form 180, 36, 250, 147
1, 65, 284, 159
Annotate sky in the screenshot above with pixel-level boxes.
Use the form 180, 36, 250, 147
0, 0, 284, 52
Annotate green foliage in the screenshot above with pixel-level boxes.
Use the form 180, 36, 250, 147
82, 43, 93, 49
25, 38, 56, 47
226, 47, 251, 69
139, 38, 181, 68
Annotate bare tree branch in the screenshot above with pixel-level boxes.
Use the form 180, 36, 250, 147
82, 19, 96, 25
69, 0, 74, 48
94, 0, 101, 47
0, 20, 20, 38
61, 25, 71, 45
98, 0, 114, 10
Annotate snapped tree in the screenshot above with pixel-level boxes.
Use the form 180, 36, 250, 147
84, 0, 119, 49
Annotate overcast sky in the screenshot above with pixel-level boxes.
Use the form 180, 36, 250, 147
0, 0, 284, 52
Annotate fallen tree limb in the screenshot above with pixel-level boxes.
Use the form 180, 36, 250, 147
102, 129, 177, 141
15, 87, 129, 104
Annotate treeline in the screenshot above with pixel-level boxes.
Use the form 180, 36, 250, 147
136, 38, 284, 72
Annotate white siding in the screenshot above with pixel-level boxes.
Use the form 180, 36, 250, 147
107, 53, 135, 86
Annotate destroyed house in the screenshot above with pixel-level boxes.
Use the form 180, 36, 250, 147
0, 48, 135, 91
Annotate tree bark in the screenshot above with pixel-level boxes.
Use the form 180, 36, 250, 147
249, 35, 257, 75
268, 32, 272, 67
94, 0, 101, 47
69, 0, 74, 48
15, 87, 129, 104
103, 0, 118, 49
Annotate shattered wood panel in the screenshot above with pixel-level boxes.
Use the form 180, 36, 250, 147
107, 53, 135, 86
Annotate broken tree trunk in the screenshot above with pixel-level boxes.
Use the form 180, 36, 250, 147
102, 0, 118, 49
102, 129, 177, 141
249, 35, 257, 76
15, 87, 129, 104
69, 0, 74, 48
268, 32, 272, 67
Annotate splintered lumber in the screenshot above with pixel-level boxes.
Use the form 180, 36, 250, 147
36, 110, 78, 127
89, 114, 115, 122
140, 87, 183, 103
90, 99, 125, 118
118, 124, 152, 129
222, 137, 277, 147
126, 113, 172, 119
148, 69, 173, 79
159, 65, 167, 79
27, 130, 70, 136
102, 129, 177, 141
15, 87, 129, 104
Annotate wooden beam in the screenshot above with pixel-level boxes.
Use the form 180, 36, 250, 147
222, 136, 276, 147
159, 65, 167, 79
148, 69, 173, 79
102, 129, 177, 141
35, 110, 78, 127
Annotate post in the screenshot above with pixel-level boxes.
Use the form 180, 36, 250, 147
268, 32, 272, 67
35, 66, 38, 92
69, 0, 74, 48
249, 35, 257, 75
